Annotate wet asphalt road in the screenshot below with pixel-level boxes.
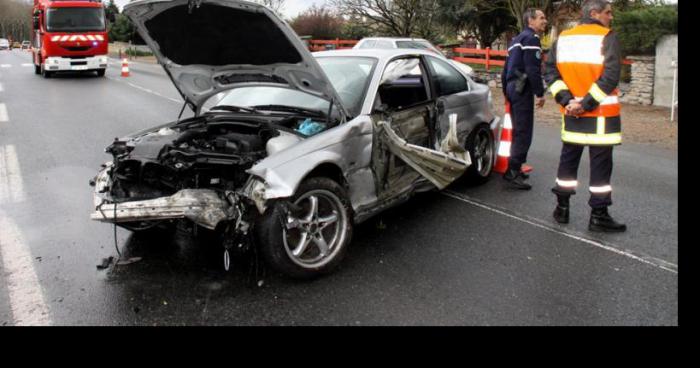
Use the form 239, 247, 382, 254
0, 49, 678, 325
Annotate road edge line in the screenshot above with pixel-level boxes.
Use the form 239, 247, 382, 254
443, 190, 678, 274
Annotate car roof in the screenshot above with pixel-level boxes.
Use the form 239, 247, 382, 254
358, 37, 429, 42
313, 48, 440, 61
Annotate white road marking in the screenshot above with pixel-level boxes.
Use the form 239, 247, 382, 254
0, 103, 8, 122
443, 190, 678, 274
0, 144, 27, 203
21, 63, 33, 67
0, 64, 11, 68
0, 209, 52, 326
106, 76, 181, 104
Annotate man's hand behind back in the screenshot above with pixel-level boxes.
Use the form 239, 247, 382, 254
535, 96, 546, 108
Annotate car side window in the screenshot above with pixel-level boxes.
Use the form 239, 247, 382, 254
426, 56, 469, 97
358, 40, 376, 49
376, 57, 430, 111
373, 40, 394, 49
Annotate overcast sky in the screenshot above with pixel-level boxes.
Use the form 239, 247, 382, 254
112, 0, 327, 20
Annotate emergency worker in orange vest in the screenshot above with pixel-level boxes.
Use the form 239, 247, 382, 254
544, 0, 626, 232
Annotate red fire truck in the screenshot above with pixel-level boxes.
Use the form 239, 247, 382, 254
31, 0, 109, 78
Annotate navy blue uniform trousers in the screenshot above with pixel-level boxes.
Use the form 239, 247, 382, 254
553, 143, 614, 209
506, 82, 534, 172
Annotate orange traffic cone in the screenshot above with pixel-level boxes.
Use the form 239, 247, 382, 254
494, 100, 533, 174
121, 58, 130, 77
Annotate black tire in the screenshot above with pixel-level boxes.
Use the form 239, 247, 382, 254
34, 64, 40, 75
41, 63, 52, 78
463, 123, 495, 184
255, 177, 353, 279
96, 69, 106, 77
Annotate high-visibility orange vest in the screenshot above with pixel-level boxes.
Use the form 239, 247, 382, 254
552, 23, 622, 145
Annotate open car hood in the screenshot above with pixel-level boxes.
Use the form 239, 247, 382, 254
123, 0, 347, 117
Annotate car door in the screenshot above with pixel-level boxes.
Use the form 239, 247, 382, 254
370, 56, 435, 200
424, 55, 475, 145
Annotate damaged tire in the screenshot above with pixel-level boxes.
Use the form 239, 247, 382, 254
464, 123, 494, 184
255, 177, 353, 279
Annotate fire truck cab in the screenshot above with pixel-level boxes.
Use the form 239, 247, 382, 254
31, 0, 109, 78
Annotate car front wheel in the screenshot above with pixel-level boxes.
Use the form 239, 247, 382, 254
256, 177, 352, 279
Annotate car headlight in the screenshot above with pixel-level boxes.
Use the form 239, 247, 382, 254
93, 162, 113, 193
242, 177, 267, 214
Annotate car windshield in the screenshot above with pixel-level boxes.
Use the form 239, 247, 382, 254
204, 87, 330, 116
203, 56, 376, 118
46, 7, 106, 32
316, 56, 376, 116
396, 40, 440, 54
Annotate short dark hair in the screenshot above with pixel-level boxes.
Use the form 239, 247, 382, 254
582, 0, 610, 20
523, 8, 540, 29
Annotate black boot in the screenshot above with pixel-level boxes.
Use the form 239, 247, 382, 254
503, 168, 531, 190
553, 194, 570, 224
589, 207, 627, 233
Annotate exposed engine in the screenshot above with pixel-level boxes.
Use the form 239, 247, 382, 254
104, 119, 279, 202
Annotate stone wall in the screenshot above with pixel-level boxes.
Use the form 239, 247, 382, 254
620, 56, 655, 105
471, 71, 502, 89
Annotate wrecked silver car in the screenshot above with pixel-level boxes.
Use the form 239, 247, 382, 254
90, 0, 501, 278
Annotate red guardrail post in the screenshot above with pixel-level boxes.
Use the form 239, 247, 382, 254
485, 47, 491, 72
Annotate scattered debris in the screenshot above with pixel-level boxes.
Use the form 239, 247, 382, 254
96, 256, 114, 270
116, 256, 143, 266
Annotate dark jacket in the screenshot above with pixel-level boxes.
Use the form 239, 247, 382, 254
501, 26, 545, 98
544, 18, 622, 112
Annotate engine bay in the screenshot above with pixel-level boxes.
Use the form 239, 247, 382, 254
105, 119, 276, 202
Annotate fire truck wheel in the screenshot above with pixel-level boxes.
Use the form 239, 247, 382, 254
40, 64, 52, 79
96, 69, 106, 77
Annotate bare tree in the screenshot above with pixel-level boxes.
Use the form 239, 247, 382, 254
252, 0, 286, 14
290, 5, 344, 39
330, 0, 442, 39
0, 0, 33, 42
506, 0, 583, 30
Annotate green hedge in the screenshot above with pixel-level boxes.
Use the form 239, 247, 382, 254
613, 5, 677, 56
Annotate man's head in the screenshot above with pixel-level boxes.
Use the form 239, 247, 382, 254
524, 8, 548, 34
582, 0, 614, 28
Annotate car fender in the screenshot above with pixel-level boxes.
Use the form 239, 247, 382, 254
246, 116, 375, 208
